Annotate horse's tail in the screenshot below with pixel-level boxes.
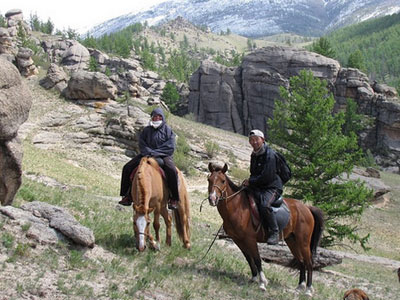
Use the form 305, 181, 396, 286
173, 173, 191, 243
308, 205, 324, 256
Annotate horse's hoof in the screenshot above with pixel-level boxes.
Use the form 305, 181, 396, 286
304, 286, 314, 297
251, 276, 257, 283
259, 283, 267, 291
184, 242, 191, 249
296, 282, 306, 292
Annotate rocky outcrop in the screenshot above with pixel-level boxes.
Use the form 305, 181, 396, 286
16, 47, 39, 77
0, 201, 95, 247
0, 10, 36, 78
39, 63, 68, 92
0, 58, 32, 205
61, 41, 90, 71
188, 46, 400, 172
63, 70, 117, 100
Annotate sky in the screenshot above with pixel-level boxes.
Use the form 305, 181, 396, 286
1, 0, 168, 33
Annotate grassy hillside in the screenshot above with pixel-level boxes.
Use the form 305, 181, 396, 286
0, 76, 399, 299
327, 12, 400, 90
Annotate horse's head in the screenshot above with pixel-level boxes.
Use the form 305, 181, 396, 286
207, 162, 229, 206
133, 213, 150, 252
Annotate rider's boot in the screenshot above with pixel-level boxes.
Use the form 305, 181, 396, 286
119, 187, 132, 206
265, 209, 279, 245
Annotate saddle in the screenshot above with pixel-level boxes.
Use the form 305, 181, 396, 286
247, 192, 290, 233
129, 159, 166, 181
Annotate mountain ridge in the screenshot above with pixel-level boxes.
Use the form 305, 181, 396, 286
87, 0, 400, 38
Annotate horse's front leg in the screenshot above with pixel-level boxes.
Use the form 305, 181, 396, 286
150, 209, 161, 251
161, 204, 172, 246
234, 238, 268, 291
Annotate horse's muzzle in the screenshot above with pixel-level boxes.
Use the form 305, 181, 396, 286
208, 191, 218, 206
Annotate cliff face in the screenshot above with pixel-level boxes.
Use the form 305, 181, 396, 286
188, 46, 400, 172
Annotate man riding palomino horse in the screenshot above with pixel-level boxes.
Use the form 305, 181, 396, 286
119, 107, 180, 210
242, 129, 284, 245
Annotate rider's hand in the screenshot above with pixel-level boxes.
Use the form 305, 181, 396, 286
242, 179, 249, 187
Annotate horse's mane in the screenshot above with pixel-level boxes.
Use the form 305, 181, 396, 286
226, 175, 241, 192
210, 163, 242, 192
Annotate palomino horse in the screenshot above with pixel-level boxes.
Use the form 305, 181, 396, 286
207, 163, 324, 297
132, 157, 191, 252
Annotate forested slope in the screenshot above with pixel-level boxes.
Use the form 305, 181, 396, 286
328, 12, 400, 90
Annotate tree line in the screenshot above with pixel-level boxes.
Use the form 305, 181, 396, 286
309, 12, 400, 92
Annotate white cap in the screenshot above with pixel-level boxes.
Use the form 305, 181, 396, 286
249, 129, 264, 139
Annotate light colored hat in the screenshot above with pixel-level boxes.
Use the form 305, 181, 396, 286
249, 129, 264, 139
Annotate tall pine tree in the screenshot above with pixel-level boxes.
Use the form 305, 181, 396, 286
268, 70, 372, 249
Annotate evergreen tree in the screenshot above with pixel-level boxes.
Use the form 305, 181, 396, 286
43, 18, 54, 34
29, 13, 41, 31
310, 37, 336, 58
140, 49, 156, 70
268, 70, 372, 249
162, 82, 180, 113
347, 50, 366, 72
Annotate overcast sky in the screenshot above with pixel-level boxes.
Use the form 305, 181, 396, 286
1, 0, 168, 33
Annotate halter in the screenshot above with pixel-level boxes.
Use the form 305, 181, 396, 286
210, 182, 245, 206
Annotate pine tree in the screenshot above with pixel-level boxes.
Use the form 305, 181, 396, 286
347, 50, 366, 72
310, 37, 336, 58
162, 82, 180, 113
268, 70, 372, 249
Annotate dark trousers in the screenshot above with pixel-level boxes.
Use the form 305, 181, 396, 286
120, 155, 180, 201
255, 188, 281, 216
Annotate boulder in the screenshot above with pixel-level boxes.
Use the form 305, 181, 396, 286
61, 42, 90, 71
0, 58, 32, 205
39, 63, 68, 92
0, 58, 32, 139
63, 70, 117, 100
0, 201, 95, 247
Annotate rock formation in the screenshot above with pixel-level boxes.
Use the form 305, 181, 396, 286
0, 9, 37, 77
0, 201, 95, 247
0, 57, 32, 205
188, 46, 400, 172
63, 70, 118, 100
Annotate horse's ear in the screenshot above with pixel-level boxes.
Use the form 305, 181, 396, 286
208, 162, 214, 173
222, 163, 228, 174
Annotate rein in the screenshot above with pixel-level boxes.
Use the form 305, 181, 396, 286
212, 184, 245, 205
197, 223, 223, 263
199, 185, 244, 212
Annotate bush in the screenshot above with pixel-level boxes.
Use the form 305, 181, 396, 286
205, 141, 220, 158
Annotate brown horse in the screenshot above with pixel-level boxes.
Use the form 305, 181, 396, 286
207, 163, 324, 296
343, 288, 369, 300
132, 157, 191, 252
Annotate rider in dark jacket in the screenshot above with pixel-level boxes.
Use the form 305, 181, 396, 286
243, 129, 282, 245
119, 107, 179, 209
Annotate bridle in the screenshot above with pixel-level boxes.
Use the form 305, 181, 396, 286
208, 173, 245, 206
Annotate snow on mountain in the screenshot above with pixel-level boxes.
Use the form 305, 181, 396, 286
87, 0, 400, 38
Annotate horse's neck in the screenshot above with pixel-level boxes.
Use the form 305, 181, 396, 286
218, 185, 248, 216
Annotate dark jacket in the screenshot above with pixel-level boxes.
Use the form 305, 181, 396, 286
139, 107, 176, 157
249, 143, 283, 191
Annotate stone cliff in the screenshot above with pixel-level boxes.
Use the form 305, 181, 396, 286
188, 46, 400, 172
